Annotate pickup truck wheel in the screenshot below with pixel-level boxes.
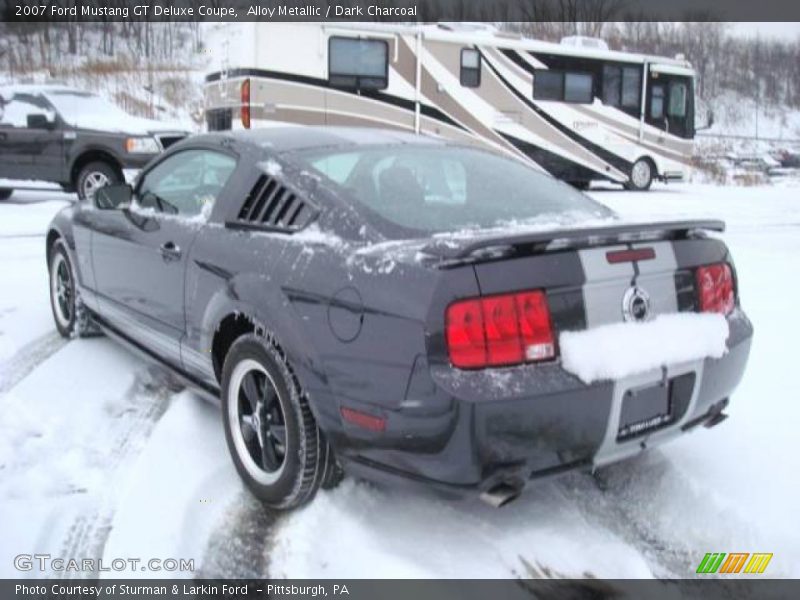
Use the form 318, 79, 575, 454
0, 188, 12, 200
49, 239, 98, 338
77, 162, 120, 201
221, 334, 327, 509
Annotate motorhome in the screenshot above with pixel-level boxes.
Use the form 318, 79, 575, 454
203, 23, 705, 190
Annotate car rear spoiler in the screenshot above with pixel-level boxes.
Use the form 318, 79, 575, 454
421, 219, 726, 262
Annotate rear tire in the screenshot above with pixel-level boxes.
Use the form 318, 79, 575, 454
76, 161, 121, 201
221, 334, 328, 509
321, 450, 344, 490
625, 158, 654, 191
0, 188, 12, 200
48, 239, 97, 338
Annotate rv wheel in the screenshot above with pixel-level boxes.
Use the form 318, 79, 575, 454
625, 158, 654, 191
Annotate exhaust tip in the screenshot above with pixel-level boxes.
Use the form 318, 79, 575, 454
704, 412, 729, 429
480, 482, 523, 508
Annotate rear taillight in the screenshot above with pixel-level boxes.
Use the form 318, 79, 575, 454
240, 78, 251, 129
446, 290, 556, 369
696, 263, 734, 315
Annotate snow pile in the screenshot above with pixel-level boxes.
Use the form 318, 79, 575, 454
560, 313, 730, 384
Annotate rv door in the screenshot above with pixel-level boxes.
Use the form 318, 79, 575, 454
646, 70, 695, 140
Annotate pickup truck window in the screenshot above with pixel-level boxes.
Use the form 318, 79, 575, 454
136, 149, 237, 219
0, 94, 53, 128
45, 90, 130, 129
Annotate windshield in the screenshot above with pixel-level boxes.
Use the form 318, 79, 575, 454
298, 145, 614, 235
45, 91, 131, 124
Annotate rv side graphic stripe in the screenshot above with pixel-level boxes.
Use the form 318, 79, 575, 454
479, 46, 624, 179
507, 50, 692, 160
394, 37, 531, 164
485, 51, 634, 176
498, 132, 605, 182
205, 68, 466, 132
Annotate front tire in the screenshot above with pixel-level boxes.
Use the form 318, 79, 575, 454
221, 334, 328, 509
625, 158, 654, 191
49, 239, 96, 338
76, 161, 120, 201
0, 188, 12, 200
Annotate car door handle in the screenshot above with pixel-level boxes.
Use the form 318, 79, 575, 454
0, 132, 7, 141
159, 241, 182, 261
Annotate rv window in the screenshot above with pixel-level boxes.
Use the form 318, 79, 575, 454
668, 81, 687, 117
602, 65, 641, 108
621, 67, 641, 108
651, 85, 665, 119
564, 73, 593, 103
533, 70, 563, 101
460, 48, 481, 87
602, 66, 621, 106
535, 70, 593, 104
328, 37, 388, 90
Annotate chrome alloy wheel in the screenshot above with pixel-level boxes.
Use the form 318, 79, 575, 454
50, 253, 73, 329
631, 159, 652, 190
228, 358, 289, 485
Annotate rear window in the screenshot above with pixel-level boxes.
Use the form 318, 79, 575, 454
298, 146, 613, 234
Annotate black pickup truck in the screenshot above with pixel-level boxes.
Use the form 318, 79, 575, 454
0, 85, 190, 200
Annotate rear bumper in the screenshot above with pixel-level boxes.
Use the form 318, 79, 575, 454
336, 309, 753, 499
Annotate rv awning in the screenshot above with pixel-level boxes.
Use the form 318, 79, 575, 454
650, 64, 695, 78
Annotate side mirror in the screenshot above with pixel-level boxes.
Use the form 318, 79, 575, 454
696, 109, 715, 132
94, 184, 132, 210
27, 113, 55, 130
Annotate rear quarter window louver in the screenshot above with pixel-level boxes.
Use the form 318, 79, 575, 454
228, 174, 319, 233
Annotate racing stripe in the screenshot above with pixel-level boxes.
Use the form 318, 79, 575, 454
593, 358, 706, 467
577, 245, 635, 328
631, 241, 678, 317
578, 241, 680, 328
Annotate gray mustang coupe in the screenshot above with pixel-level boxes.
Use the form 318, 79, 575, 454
46, 127, 752, 509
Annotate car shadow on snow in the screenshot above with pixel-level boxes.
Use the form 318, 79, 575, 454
589, 185, 686, 195
197, 447, 762, 584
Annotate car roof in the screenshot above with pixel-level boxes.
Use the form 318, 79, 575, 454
226, 126, 449, 153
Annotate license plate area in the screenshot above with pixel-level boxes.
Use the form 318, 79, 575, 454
616, 373, 696, 441
617, 381, 672, 441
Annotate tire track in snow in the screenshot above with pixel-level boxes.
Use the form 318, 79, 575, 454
0, 331, 66, 395
196, 493, 281, 579
565, 451, 763, 592
55, 366, 176, 579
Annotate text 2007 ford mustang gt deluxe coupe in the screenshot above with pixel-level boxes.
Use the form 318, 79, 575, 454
46, 128, 752, 509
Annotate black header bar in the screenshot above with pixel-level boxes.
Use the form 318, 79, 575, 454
2, 0, 800, 22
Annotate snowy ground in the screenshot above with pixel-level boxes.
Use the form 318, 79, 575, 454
0, 180, 798, 581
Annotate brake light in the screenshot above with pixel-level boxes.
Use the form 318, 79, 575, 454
696, 263, 734, 315
445, 298, 486, 368
446, 290, 556, 369
606, 247, 656, 264
240, 78, 251, 129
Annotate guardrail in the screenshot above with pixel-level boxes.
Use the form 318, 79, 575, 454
697, 132, 800, 143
